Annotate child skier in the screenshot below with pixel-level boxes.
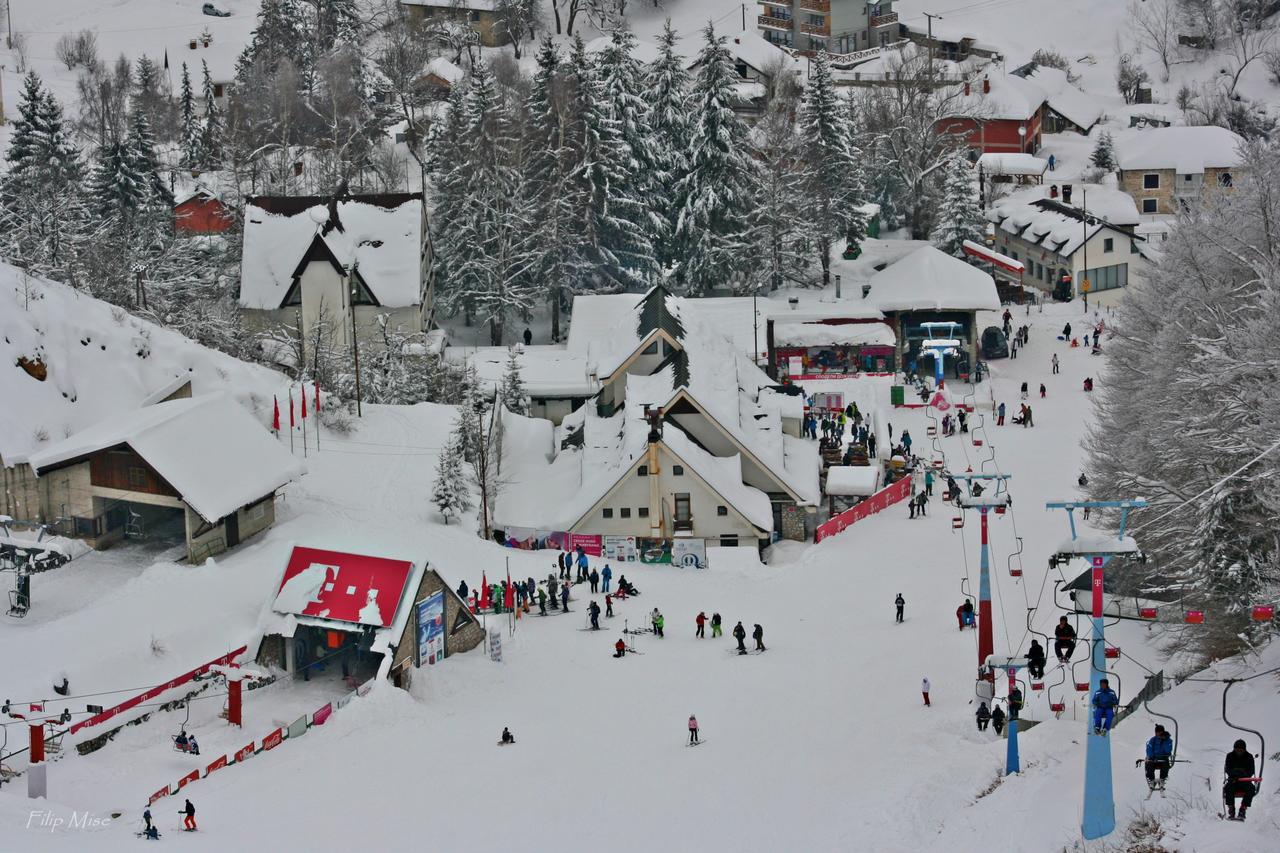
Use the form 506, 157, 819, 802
688, 715, 700, 745
652, 608, 665, 638
1092, 678, 1119, 735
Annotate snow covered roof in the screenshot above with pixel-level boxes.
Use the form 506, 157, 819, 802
977, 153, 1048, 177
865, 246, 1001, 312
1114, 126, 1244, 174
1014, 65, 1101, 130
948, 71, 1045, 121
689, 30, 802, 76
772, 322, 896, 348
825, 466, 881, 497
157, 30, 240, 84
422, 57, 465, 85
988, 185, 1140, 257
462, 346, 598, 398
272, 547, 415, 629
662, 427, 774, 531
239, 194, 424, 310
29, 394, 304, 523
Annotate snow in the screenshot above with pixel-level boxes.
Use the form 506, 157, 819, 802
1015, 65, 1101, 131
988, 184, 1140, 257
824, 465, 881, 497
239, 197, 424, 310
661, 427, 774, 532
947, 69, 1046, 121
422, 57, 466, 86
271, 562, 328, 617
29, 394, 304, 523
771, 321, 896, 347
866, 245, 1001, 312
708, 31, 803, 77
1114, 126, 1246, 175
452, 346, 597, 397
976, 153, 1048, 177
584, 35, 661, 66
1056, 534, 1140, 555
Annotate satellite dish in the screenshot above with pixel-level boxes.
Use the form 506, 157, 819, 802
308, 207, 328, 225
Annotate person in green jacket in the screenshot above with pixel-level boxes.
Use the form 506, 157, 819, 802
924, 469, 934, 497
652, 608, 665, 638
537, 586, 547, 615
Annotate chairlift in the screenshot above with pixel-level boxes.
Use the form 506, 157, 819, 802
1009, 566, 1022, 578
932, 459, 945, 470
1184, 609, 1205, 625
995, 505, 1007, 515
1222, 679, 1266, 798
927, 425, 938, 438
952, 516, 964, 530
1252, 605, 1275, 622
171, 700, 198, 754
1139, 607, 1159, 620
973, 438, 984, 447
1031, 680, 1044, 691
1104, 646, 1121, 660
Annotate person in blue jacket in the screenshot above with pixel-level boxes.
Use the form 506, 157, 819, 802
1144, 724, 1173, 788
576, 549, 589, 581
601, 564, 612, 593
1092, 678, 1119, 735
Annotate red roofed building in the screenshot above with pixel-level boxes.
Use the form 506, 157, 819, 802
174, 189, 234, 235
937, 72, 1045, 155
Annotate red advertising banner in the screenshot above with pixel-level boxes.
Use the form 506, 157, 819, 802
568, 534, 602, 557
149, 785, 170, 806
69, 646, 247, 735
177, 770, 199, 790
234, 743, 255, 764
204, 755, 228, 777
262, 728, 284, 751
814, 476, 913, 543
312, 703, 333, 726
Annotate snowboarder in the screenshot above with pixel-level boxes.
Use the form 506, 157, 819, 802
753, 623, 766, 651
501, 726, 516, 744
1039, 383, 1046, 398
589, 568, 599, 594
1092, 678, 1119, 735
696, 611, 707, 638
1223, 739, 1257, 820
733, 621, 747, 654
1054, 616, 1077, 661
895, 594, 905, 623
601, 564, 612, 593
921, 677, 931, 707
614, 639, 628, 658
537, 585, 547, 616
976, 702, 991, 731
588, 600, 601, 630
560, 583, 570, 612
1144, 725, 1173, 789
1051, 353, 1059, 375
652, 608, 664, 638
991, 705, 1006, 735
997, 401, 1006, 426
1026, 640, 1046, 679
712, 612, 723, 638
688, 714, 700, 745
181, 799, 196, 831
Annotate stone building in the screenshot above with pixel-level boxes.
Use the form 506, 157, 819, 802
1115, 126, 1244, 215
401, 0, 509, 47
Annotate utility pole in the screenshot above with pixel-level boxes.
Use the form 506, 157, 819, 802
1081, 188, 1089, 312
741, 2, 746, 31
923, 12, 943, 78
5, 0, 11, 50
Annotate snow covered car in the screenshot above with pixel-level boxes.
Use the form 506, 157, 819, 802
202, 3, 231, 16
981, 326, 1009, 360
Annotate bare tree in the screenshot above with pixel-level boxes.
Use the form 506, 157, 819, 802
1221, 0, 1276, 97
1177, 0, 1221, 49
1129, 0, 1177, 81
75, 54, 132, 147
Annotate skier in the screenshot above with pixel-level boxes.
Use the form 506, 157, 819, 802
1021, 404, 1034, 428
589, 567, 599, 594
958, 410, 968, 433
142, 807, 157, 839
601, 564, 612, 593
991, 705, 1006, 735
752, 623, 766, 651
548, 576, 559, 609
188, 734, 200, 756
997, 401, 1006, 426
976, 702, 991, 731
688, 714, 700, 745
956, 603, 966, 630
501, 726, 516, 744
909, 488, 919, 519
867, 432, 877, 459
1052, 353, 1060, 375
588, 600, 601, 630
894, 593, 905, 623
537, 585, 547, 616
605, 594, 613, 618
924, 469, 934, 497
712, 612, 723, 638
1039, 383, 1046, 398
1092, 678, 1119, 735
1054, 616, 1077, 661
1144, 724, 1173, 790
651, 608, 664, 638
1026, 640, 1046, 679
914, 491, 928, 518
1223, 739, 1257, 820
733, 621, 747, 654
921, 677, 931, 707
901, 430, 912, 453
576, 549, 589, 582
560, 583, 570, 612
1020, 381, 1029, 400
614, 639, 628, 659
181, 799, 196, 832
1008, 687, 1024, 720
696, 611, 707, 638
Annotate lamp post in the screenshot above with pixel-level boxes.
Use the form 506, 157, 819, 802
1017, 124, 1026, 153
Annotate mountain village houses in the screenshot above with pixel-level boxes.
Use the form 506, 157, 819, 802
237, 193, 432, 365
1114, 125, 1245, 215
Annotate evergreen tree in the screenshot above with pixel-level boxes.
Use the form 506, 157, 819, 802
179, 63, 201, 167
930, 155, 986, 258
1090, 131, 1117, 172
426, 83, 470, 309
796, 52, 864, 285
89, 139, 148, 220
646, 20, 692, 273
751, 80, 807, 293
317, 0, 361, 50
127, 111, 174, 209
200, 61, 224, 163
675, 24, 761, 294
432, 429, 471, 525
499, 347, 530, 415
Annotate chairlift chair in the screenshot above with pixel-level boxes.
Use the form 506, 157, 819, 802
1139, 607, 1159, 620
1184, 609, 1205, 625
1252, 605, 1275, 621
952, 516, 964, 530
1104, 646, 1121, 659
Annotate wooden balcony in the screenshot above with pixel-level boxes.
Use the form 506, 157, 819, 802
758, 13, 793, 31
798, 0, 830, 12
800, 20, 830, 36
758, 0, 791, 6
871, 11, 898, 27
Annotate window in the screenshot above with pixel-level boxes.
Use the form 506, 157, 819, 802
674, 493, 691, 522
717, 505, 728, 516
212, 83, 224, 98
642, 341, 658, 355
662, 340, 675, 356
672, 465, 684, 476
1219, 172, 1233, 187
1142, 173, 1159, 190
1082, 263, 1129, 293
1142, 198, 1158, 214
808, 14, 824, 25
1183, 173, 1193, 182
602, 508, 614, 519
1103, 238, 1114, 253
638, 507, 649, 518
469, 10, 480, 21
720, 535, 739, 547
620, 507, 631, 519
1130, 241, 1140, 254
128, 466, 147, 488
735, 61, 749, 79
637, 465, 648, 476
248, 502, 266, 522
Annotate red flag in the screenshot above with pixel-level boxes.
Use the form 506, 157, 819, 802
479, 573, 490, 610
504, 570, 514, 609
272, 396, 280, 432
314, 380, 321, 413
289, 390, 295, 429
301, 386, 308, 420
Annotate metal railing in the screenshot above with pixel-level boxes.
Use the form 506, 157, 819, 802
758, 13, 793, 30
1114, 670, 1166, 728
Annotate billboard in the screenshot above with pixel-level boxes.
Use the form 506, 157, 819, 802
672, 539, 707, 569
603, 535, 639, 562
416, 591, 446, 667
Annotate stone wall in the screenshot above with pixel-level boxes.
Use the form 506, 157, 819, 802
389, 567, 484, 676
1119, 168, 1174, 214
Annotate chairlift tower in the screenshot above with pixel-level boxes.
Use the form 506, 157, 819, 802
1045, 498, 1147, 842
986, 655, 1029, 774
951, 472, 1012, 676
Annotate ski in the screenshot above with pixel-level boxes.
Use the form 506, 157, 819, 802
686, 739, 707, 747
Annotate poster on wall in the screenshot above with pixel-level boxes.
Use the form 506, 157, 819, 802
502, 528, 571, 551
672, 538, 707, 569
568, 533, 603, 557
810, 392, 844, 413
637, 538, 673, 564
415, 591, 446, 667
603, 535, 639, 562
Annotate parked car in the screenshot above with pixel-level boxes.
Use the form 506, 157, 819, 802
203, 3, 231, 17
980, 326, 1009, 359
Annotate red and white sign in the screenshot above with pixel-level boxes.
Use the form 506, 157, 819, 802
929, 391, 952, 412
177, 770, 199, 789
262, 728, 284, 751
274, 547, 414, 629
814, 476, 913, 542
234, 743, 255, 764
204, 755, 228, 777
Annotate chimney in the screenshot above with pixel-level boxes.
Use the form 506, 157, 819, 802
982, 76, 990, 94
189, 39, 197, 50
963, 80, 970, 96
1062, 184, 1073, 205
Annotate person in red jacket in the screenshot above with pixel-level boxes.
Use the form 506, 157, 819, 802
695, 611, 706, 639
614, 639, 627, 658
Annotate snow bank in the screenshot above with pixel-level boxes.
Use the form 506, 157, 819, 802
825, 465, 881, 497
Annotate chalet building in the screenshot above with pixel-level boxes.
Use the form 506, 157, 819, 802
1010, 64, 1100, 135
401, 0, 509, 47
1114, 126, 1244, 215
757, 0, 898, 53
257, 546, 484, 691
163, 29, 234, 109
684, 32, 801, 120
987, 184, 1150, 305
24, 394, 303, 563
237, 192, 432, 366
173, 188, 233, 236
939, 72, 1045, 154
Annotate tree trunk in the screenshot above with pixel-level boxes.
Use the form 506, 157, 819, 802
551, 286, 562, 342
489, 315, 503, 346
